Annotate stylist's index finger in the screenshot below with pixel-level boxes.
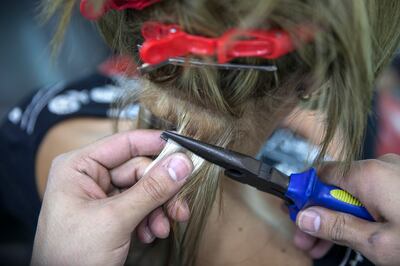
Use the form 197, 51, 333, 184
83, 130, 165, 169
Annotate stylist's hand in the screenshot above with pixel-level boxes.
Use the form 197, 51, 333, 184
295, 154, 400, 266
31, 130, 193, 266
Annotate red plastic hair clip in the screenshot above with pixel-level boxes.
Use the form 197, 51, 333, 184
139, 22, 314, 68
80, 0, 161, 20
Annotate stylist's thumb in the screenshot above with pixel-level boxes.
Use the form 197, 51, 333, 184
114, 153, 193, 229
296, 207, 380, 257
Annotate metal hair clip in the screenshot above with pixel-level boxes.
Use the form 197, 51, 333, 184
137, 57, 278, 74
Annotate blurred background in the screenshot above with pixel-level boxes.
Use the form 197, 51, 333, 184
0, 1, 109, 265
0, 1, 400, 266
0, 0, 109, 120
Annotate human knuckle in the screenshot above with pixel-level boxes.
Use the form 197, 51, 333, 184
141, 176, 168, 203
353, 218, 400, 264
135, 156, 151, 165
368, 231, 394, 250
371, 249, 393, 266
328, 214, 346, 242
72, 156, 89, 172
52, 153, 69, 166
63, 150, 86, 167
72, 154, 99, 178
379, 153, 400, 161
133, 157, 151, 172
166, 198, 176, 210
166, 199, 180, 217
49, 153, 75, 176
365, 230, 400, 265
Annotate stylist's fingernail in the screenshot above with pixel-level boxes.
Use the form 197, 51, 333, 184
298, 209, 321, 233
167, 155, 191, 182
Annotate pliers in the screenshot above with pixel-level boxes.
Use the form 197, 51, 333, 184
161, 131, 374, 221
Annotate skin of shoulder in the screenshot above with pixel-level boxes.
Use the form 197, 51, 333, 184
35, 117, 134, 197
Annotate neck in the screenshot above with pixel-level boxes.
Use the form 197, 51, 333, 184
138, 92, 307, 265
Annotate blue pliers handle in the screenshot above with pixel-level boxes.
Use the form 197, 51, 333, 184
160, 131, 375, 222
285, 168, 374, 221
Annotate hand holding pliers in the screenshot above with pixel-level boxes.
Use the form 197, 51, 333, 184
161, 131, 374, 221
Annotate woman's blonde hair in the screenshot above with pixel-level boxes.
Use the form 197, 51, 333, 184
42, 0, 400, 265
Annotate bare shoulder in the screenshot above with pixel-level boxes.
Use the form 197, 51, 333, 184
35, 118, 136, 197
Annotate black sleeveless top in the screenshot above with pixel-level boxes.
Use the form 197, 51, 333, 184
0, 72, 373, 266
0, 73, 118, 238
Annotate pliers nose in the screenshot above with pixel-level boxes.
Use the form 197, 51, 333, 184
160, 131, 290, 200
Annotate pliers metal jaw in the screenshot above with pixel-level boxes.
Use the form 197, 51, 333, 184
161, 131, 291, 202
161, 131, 374, 222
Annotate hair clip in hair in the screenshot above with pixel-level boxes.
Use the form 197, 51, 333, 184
80, 0, 161, 20
138, 22, 313, 72
140, 22, 216, 64
137, 57, 278, 74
